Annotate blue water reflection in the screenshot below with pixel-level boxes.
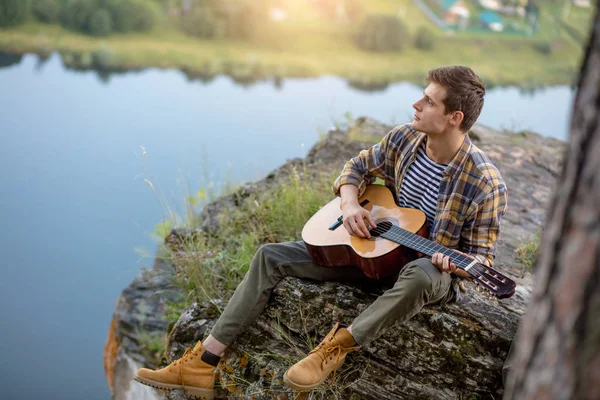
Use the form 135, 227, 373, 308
0, 53, 574, 400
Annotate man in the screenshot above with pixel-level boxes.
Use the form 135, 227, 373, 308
134, 65, 508, 399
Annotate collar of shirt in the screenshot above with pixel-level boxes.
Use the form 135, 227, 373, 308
442, 134, 472, 180
409, 131, 472, 181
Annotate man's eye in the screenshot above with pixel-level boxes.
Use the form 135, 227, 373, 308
428, 100, 433, 106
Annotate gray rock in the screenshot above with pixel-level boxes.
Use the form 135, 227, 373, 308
105, 261, 184, 399
105, 118, 565, 399
164, 275, 520, 399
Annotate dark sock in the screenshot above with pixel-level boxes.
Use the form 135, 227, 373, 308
201, 350, 221, 367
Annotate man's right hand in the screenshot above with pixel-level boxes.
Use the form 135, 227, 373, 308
339, 184, 377, 238
342, 202, 377, 238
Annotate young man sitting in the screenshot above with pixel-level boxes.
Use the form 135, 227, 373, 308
135, 65, 508, 399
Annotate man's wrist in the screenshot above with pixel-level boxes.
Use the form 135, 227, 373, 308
339, 184, 360, 207
341, 197, 360, 207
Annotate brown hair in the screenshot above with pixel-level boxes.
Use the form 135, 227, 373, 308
426, 66, 486, 132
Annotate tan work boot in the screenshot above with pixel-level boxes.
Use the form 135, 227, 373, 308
283, 323, 359, 391
135, 342, 216, 399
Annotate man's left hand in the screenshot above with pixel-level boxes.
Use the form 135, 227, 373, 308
431, 253, 457, 274
431, 252, 475, 280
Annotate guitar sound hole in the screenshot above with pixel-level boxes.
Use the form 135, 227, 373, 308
370, 220, 394, 237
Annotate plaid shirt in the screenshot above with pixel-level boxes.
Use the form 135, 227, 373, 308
332, 123, 508, 267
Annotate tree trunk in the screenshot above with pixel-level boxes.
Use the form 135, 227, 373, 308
504, 3, 600, 399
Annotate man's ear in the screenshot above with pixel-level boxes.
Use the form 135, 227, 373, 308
451, 111, 464, 127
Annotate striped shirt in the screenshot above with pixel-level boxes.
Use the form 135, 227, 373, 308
398, 143, 446, 236
332, 123, 508, 267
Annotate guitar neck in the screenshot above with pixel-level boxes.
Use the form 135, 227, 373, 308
380, 225, 476, 272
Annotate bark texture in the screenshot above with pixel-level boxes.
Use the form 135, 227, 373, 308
504, 4, 600, 399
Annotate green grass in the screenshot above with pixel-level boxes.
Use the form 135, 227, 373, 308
558, 6, 595, 44
514, 231, 540, 273
161, 165, 337, 306
138, 331, 168, 364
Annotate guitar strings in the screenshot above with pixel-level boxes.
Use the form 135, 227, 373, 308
369, 224, 515, 297
371, 224, 486, 280
372, 224, 506, 297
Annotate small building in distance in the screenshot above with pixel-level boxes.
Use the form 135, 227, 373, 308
479, 10, 504, 32
478, 0, 501, 10
572, 0, 591, 7
440, 0, 471, 26
479, 0, 525, 17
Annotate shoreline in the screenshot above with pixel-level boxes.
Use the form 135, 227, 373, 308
0, 22, 583, 88
0, 47, 578, 94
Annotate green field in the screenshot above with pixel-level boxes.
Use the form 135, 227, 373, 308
0, 0, 593, 87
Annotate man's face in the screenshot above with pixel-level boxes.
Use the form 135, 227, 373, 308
411, 82, 454, 135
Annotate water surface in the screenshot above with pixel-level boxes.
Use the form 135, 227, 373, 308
0, 53, 574, 400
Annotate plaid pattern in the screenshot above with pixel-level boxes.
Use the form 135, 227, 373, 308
332, 123, 508, 267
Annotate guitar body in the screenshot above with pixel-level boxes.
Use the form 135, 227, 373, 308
302, 185, 429, 279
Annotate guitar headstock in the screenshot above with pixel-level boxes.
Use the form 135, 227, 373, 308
469, 262, 516, 299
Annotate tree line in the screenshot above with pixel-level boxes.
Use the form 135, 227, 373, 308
0, 0, 157, 36
0, 0, 437, 53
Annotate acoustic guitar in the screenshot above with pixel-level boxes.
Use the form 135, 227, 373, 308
302, 185, 516, 299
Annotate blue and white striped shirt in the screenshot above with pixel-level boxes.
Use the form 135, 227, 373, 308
398, 143, 446, 236
334, 123, 508, 267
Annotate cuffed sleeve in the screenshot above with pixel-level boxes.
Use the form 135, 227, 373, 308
459, 179, 508, 267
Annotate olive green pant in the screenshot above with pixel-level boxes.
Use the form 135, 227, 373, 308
210, 241, 454, 347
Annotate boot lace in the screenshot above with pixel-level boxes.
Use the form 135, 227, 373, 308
310, 337, 355, 383
172, 347, 197, 389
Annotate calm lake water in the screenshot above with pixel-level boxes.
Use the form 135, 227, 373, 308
0, 53, 574, 400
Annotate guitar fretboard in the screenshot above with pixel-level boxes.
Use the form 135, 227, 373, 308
377, 224, 476, 271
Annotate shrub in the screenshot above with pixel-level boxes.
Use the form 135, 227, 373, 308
131, 1, 156, 32
181, 7, 219, 38
91, 43, 113, 69
532, 41, 549, 55
104, 0, 156, 33
233, 0, 268, 39
0, 0, 31, 27
414, 26, 435, 50
531, 39, 566, 56
182, 0, 268, 40
59, 0, 155, 35
515, 232, 540, 272
166, 166, 335, 302
355, 14, 411, 52
88, 8, 112, 36
32, 0, 60, 23
60, 0, 97, 32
